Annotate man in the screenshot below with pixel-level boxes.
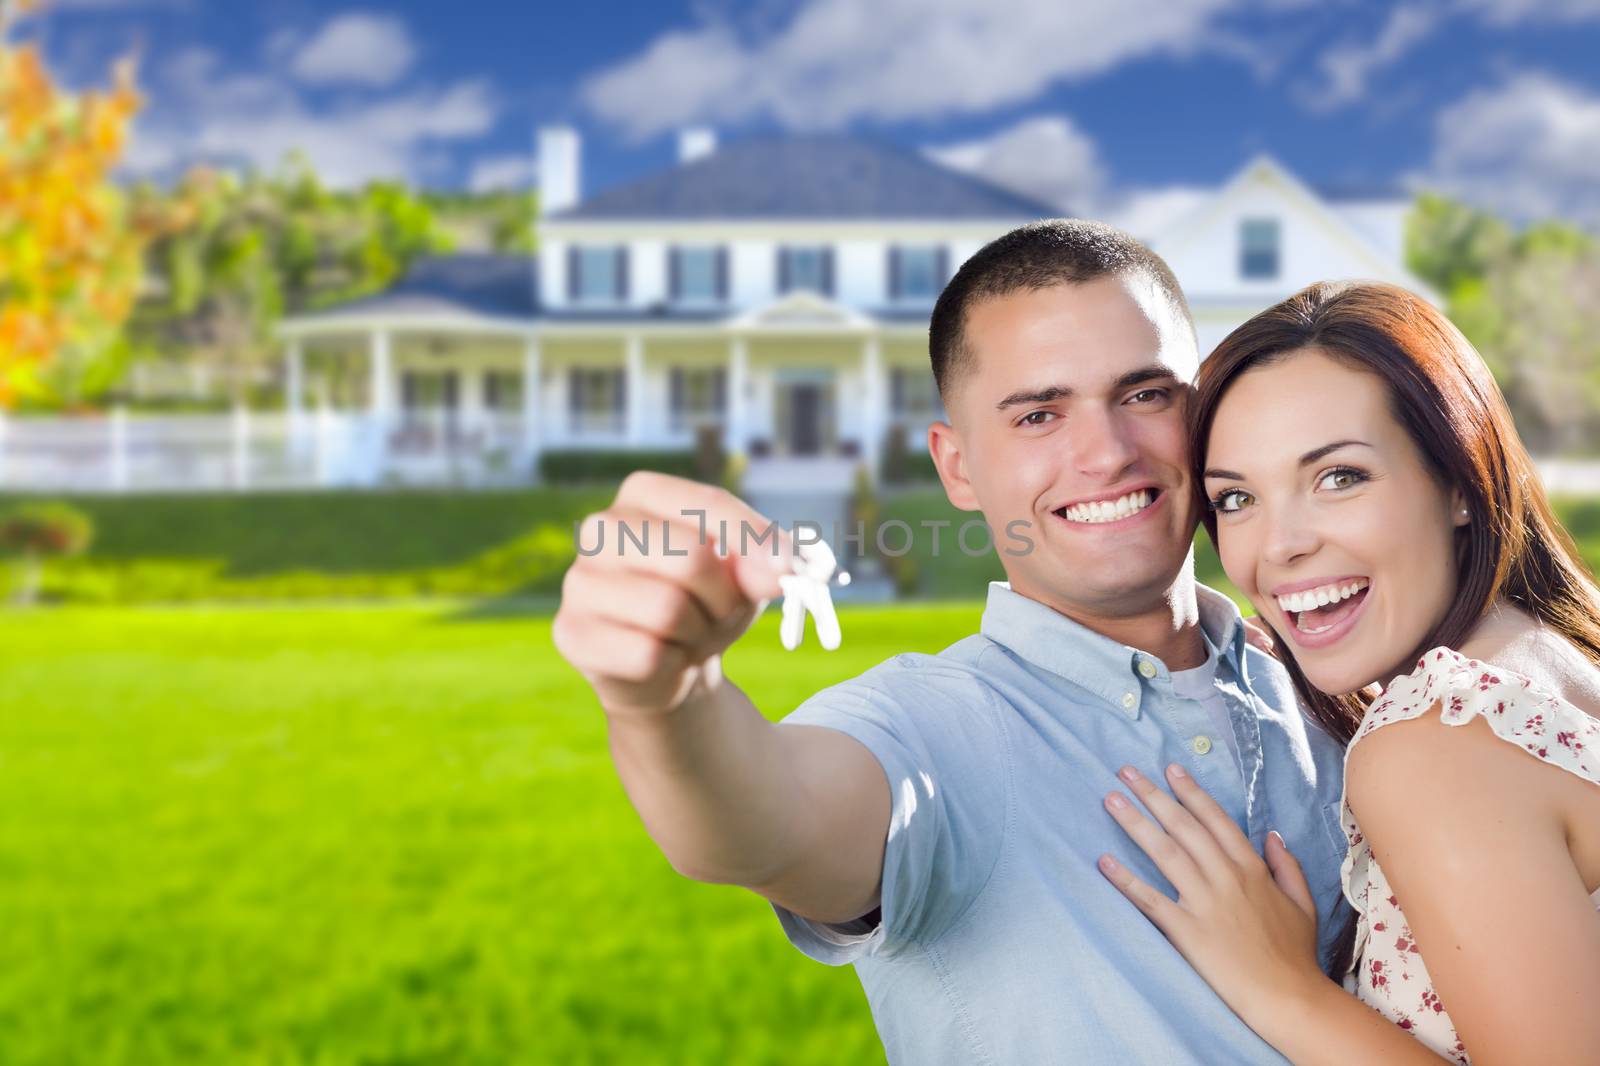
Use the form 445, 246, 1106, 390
553, 220, 1348, 1064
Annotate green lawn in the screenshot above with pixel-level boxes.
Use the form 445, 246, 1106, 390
0, 601, 987, 1065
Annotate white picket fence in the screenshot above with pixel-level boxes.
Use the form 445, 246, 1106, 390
1, 406, 1597, 496
0, 407, 537, 492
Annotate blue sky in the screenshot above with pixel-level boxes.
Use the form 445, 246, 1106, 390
28, 0, 1600, 225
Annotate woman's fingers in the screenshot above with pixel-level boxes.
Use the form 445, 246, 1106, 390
1097, 853, 1188, 932
1266, 831, 1317, 921
1113, 766, 1236, 884
1163, 764, 1262, 868
1103, 789, 1208, 897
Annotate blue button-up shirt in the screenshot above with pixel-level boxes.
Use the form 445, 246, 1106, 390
772, 581, 1350, 1065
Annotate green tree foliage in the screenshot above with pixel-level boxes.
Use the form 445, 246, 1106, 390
1408, 194, 1600, 454
125, 157, 458, 402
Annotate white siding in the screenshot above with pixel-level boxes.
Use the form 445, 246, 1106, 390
730, 241, 777, 306
630, 240, 668, 307
836, 241, 886, 306
539, 240, 569, 309
1332, 202, 1410, 267
1154, 176, 1401, 306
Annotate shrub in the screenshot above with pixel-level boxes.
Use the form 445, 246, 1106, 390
538, 449, 697, 484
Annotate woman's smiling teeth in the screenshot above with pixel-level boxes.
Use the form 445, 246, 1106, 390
1059, 489, 1155, 525
1276, 578, 1371, 634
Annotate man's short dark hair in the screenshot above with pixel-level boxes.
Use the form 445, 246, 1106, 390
928, 218, 1195, 398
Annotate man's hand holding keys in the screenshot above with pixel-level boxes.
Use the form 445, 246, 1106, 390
553, 471, 793, 721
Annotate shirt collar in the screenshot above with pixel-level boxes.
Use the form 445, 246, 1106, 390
979, 581, 1252, 716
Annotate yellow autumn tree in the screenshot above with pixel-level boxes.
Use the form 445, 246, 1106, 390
0, 0, 146, 406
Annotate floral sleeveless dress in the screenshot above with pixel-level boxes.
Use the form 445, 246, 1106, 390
1338, 646, 1600, 1064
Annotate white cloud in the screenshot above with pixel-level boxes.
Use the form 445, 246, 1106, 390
468, 153, 536, 193
1419, 70, 1600, 225
1101, 186, 1213, 242
1300, 4, 1438, 111
290, 12, 418, 88
1455, 0, 1600, 23
581, 0, 1246, 141
925, 116, 1106, 211
124, 45, 496, 188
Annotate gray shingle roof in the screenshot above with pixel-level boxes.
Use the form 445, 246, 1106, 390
302, 254, 537, 321
553, 135, 1061, 221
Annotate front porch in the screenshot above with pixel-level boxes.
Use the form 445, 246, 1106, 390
273, 297, 943, 490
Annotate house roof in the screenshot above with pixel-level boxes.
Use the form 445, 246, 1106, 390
551, 135, 1061, 222
295, 254, 538, 323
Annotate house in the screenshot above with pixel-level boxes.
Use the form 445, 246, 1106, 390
273, 132, 1431, 492
0, 130, 1430, 496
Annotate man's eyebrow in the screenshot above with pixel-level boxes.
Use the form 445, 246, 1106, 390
995, 384, 1070, 410
993, 365, 1178, 411
1203, 440, 1372, 482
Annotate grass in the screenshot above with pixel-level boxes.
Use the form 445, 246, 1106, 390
0, 600, 988, 1065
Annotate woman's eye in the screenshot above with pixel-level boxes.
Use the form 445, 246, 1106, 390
1317, 467, 1367, 491
1211, 489, 1253, 513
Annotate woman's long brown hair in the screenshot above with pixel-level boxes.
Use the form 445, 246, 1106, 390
1190, 280, 1600, 748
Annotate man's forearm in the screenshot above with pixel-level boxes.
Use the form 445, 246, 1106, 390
605, 670, 809, 887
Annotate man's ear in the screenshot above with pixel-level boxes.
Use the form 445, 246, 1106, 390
927, 420, 981, 512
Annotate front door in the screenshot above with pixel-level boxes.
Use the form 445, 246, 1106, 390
775, 374, 835, 456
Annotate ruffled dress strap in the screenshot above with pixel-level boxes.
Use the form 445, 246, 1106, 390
1338, 645, 1600, 969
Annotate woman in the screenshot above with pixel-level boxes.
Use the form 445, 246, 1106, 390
1094, 281, 1600, 1063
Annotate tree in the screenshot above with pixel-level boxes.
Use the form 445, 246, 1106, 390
0, 0, 150, 406
126, 160, 456, 402
1409, 194, 1600, 453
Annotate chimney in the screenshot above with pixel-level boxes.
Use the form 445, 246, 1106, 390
538, 125, 581, 216
678, 127, 716, 165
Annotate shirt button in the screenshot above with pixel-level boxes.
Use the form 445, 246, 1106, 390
1191, 735, 1213, 755
1120, 692, 1137, 710
1137, 660, 1158, 679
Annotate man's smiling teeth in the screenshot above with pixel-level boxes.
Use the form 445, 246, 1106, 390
1059, 489, 1155, 524
1275, 578, 1370, 615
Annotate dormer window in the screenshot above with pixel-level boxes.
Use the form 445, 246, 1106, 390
778, 246, 833, 296
669, 246, 728, 304
569, 245, 628, 303
889, 245, 948, 302
1240, 219, 1280, 280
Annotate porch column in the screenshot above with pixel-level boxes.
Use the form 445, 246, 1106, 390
285, 338, 305, 451
727, 335, 748, 454
522, 335, 542, 476
625, 334, 645, 446
368, 329, 393, 418
861, 335, 884, 481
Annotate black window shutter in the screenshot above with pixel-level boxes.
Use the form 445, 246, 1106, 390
566, 246, 580, 300
890, 368, 903, 412
616, 246, 630, 301
776, 247, 790, 294
712, 368, 727, 412
668, 247, 681, 301
401, 372, 416, 409
935, 246, 950, 287
715, 246, 729, 301
888, 246, 902, 301
568, 369, 582, 414
484, 372, 499, 410
670, 368, 683, 413
614, 368, 626, 413
443, 372, 459, 410
821, 247, 834, 297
